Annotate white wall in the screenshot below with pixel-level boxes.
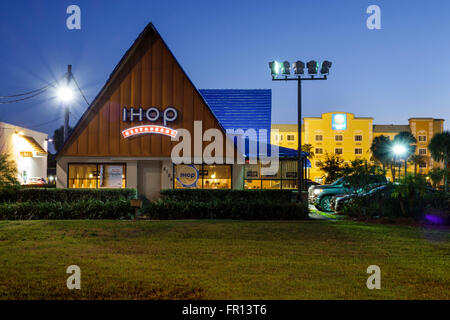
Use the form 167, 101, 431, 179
0, 122, 48, 183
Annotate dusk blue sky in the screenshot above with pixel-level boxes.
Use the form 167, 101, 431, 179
1, 0, 449, 153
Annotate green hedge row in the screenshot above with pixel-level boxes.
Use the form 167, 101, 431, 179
142, 199, 309, 220
0, 199, 134, 220
0, 187, 137, 203
160, 189, 295, 203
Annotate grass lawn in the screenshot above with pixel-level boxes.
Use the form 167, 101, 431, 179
0, 219, 448, 299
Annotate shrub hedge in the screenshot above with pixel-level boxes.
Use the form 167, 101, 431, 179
0, 199, 134, 220
142, 199, 309, 220
160, 189, 295, 203
342, 190, 450, 224
0, 187, 137, 203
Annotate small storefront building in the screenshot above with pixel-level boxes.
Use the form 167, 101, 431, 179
56, 23, 308, 199
0, 122, 48, 184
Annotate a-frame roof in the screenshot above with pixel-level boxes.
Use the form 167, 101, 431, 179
57, 22, 227, 158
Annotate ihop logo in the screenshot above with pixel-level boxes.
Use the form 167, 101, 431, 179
176, 165, 199, 188
122, 106, 178, 126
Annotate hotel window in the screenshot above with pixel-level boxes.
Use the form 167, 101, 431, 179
287, 134, 295, 141
335, 135, 343, 141
355, 148, 363, 155
174, 164, 231, 189
68, 163, 126, 189
315, 148, 323, 155
418, 135, 427, 142
335, 148, 343, 155
315, 135, 323, 141
419, 162, 427, 168
355, 135, 363, 141
419, 148, 427, 155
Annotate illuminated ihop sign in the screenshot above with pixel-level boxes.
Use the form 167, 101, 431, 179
121, 106, 178, 139
332, 114, 347, 130
176, 165, 199, 188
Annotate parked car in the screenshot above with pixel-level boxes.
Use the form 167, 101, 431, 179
331, 184, 393, 214
305, 179, 320, 190
25, 177, 47, 185
308, 175, 387, 212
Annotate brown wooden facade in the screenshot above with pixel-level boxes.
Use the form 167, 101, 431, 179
58, 23, 230, 159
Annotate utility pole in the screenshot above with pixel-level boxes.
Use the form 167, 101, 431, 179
64, 64, 72, 141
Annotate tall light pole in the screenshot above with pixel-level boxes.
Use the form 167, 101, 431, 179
269, 60, 331, 200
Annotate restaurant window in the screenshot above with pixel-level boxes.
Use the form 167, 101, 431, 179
315, 135, 323, 141
335, 135, 343, 141
244, 160, 298, 190
203, 165, 231, 189
68, 163, 126, 189
355, 135, 363, 141
174, 164, 231, 189
335, 148, 343, 155
419, 148, 427, 155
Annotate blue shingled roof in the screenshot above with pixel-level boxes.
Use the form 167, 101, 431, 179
200, 89, 308, 162
199, 89, 272, 142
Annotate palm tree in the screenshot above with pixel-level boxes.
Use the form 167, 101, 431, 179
301, 144, 314, 159
408, 154, 426, 176
370, 135, 392, 177
428, 131, 450, 192
428, 168, 445, 189
393, 131, 417, 178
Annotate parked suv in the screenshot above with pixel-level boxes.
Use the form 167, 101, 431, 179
331, 184, 393, 214
308, 175, 387, 212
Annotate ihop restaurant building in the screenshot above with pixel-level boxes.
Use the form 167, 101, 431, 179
56, 23, 309, 200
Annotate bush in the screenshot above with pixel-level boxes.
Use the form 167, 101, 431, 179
142, 199, 309, 220
159, 189, 294, 203
0, 188, 137, 203
0, 199, 134, 220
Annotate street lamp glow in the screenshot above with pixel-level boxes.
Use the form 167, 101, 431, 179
57, 86, 74, 102
392, 144, 407, 156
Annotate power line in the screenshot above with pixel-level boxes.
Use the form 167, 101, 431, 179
29, 116, 63, 129
0, 89, 49, 104
71, 73, 90, 106
0, 77, 62, 99
0, 76, 64, 104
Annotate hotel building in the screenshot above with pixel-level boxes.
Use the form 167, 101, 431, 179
272, 112, 445, 183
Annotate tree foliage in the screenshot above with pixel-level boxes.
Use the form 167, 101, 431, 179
316, 153, 345, 184
52, 125, 74, 152
428, 131, 450, 191
0, 154, 19, 187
